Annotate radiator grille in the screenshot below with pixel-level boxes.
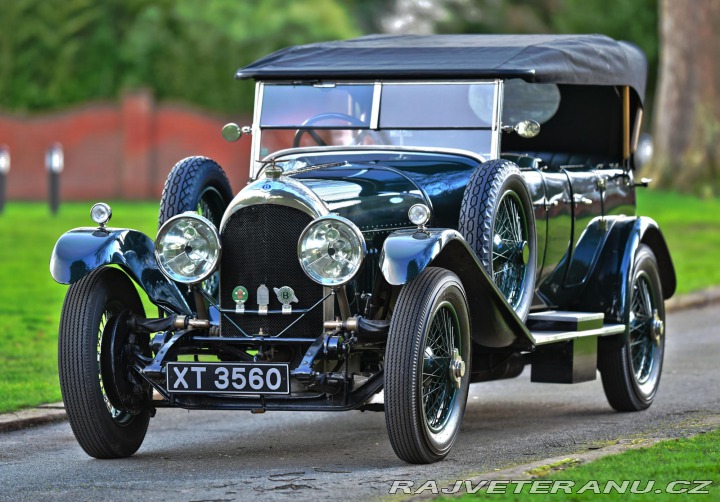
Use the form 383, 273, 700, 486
220, 204, 324, 338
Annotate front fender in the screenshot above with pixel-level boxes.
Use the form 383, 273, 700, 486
380, 229, 532, 349
379, 229, 457, 286
50, 228, 191, 315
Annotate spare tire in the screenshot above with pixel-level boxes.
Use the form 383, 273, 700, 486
459, 159, 536, 320
158, 157, 233, 302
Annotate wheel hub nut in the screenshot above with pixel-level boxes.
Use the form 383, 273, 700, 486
450, 348, 465, 388
517, 241, 529, 264
651, 309, 664, 346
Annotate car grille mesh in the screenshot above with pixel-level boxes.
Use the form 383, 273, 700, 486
220, 204, 324, 338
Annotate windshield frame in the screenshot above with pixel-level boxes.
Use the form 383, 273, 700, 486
250, 79, 502, 178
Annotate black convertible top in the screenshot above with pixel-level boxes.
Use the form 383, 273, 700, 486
237, 34, 647, 101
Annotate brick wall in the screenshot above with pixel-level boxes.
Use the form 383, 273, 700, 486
0, 91, 251, 201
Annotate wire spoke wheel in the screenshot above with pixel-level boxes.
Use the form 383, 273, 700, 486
197, 186, 225, 298
600, 244, 665, 411
628, 272, 662, 390
491, 191, 529, 309
459, 159, 536, 320
422, 303, 460, 432
97, 309, 133, 426
386, 267, 471, 464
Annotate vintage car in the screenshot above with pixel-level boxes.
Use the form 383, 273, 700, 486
51, 34, 675, 464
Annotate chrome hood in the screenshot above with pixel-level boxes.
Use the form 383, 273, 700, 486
219, 175, 329, 233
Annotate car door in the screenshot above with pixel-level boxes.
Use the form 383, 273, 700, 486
563, 167, 605, 288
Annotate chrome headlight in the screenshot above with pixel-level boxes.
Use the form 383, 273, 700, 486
155, 213, 221, 284
298, 215, 366, 287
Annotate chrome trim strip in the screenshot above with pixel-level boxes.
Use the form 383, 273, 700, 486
370, 81, 381, 129
251, 82, 264, 179
491, 79, 502, 160
265, 145, 488, 166
530, 323, 625, 345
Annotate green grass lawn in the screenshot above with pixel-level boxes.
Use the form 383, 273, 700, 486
0, 191, 718, 413
637, 190, 720, 294
451, 428, 720, 500
0, 202, 159, 412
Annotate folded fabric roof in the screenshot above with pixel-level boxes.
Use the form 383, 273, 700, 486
237, 34, 647, 102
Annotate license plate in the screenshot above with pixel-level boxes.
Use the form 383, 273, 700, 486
166, 362, 290, 395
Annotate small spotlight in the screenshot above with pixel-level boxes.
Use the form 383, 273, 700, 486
90, 202, 112, 227
408, 203, 430, 227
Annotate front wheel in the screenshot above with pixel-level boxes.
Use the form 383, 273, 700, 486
58, 267, 150, 458
600, 245, 665, 411
385, 267, 471, 464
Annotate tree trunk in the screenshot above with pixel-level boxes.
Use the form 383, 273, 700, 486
648, 0, 720, 194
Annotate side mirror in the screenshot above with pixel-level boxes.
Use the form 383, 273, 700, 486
502, 120, 541, 138
222, 123, 251, 142
514, 120, 541, 138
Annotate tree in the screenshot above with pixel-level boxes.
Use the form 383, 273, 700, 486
0, 0, 359, 114
647, 0, 720, 194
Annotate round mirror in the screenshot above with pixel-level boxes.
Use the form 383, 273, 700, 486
515, 120, 541, 138
222, 123, 243, 142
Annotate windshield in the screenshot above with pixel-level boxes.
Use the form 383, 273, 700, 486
256, 81, 497, 167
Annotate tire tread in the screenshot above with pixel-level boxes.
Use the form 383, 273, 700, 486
58, 267, 149, 458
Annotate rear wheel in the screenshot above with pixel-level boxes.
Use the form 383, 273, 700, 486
600, 245, 665, 411
58, 267, 150, 458
385, 267, 471, 464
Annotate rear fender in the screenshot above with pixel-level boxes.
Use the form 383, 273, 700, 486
380, 229, 532, 349
576, 216, 675, 348
50, 228, 191, 315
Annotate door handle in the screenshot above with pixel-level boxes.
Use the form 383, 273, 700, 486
562, 195, 593, 205
534, 198, 559, 209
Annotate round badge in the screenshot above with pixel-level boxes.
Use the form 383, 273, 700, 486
232, 286, 248, 303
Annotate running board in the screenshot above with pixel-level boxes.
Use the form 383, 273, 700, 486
530, 324, 625, 345
527, 311, 626, 384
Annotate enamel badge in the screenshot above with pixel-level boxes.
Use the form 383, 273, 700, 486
232, 286, 248, 314
273, 286, 299, 314
257, 284, 269, 315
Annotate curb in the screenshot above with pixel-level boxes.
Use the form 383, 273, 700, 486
0, 402, 66, 433
408, 414, 720, 500
666, 285, 720, 313
1, 288, 718, 433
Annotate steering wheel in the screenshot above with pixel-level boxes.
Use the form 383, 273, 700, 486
293, 113, 385, 147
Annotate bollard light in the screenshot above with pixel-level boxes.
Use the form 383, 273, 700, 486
46, 143, 63, 214
46, 143, 64, 174
0, 145, 8, 214
0, 146, 9, 174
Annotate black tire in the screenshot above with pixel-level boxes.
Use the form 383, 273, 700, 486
58, 267, 150, 458
159, 156, 233, 229
385, 267, 471, 464
159, 156, 232, 300
600, 245, 665, 411
459, 159, 536, 320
